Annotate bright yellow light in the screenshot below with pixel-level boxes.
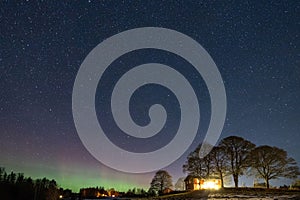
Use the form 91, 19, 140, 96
202, 180, 220, 190
59, 195, 63, 199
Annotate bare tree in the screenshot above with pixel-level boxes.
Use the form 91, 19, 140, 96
210, 146, 228, 188
149, 170, 172, 194
202, 154, 214, 178
183, 146, 205, 177
248, 145, 300, 188
183, 144, 214, 178
219, 136, 255, 187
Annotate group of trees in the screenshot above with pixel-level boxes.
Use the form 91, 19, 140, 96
0, 167, 151, 199
80, 186, 148, 198
149, 170, 173, 195
0, 167, 61, 200
183, 136, 300, 188
125, 187, 148, 197
0, 167, 156, 199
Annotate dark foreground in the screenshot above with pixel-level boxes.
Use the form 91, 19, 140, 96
142, 188, 300, 200
82, 188, 300, 200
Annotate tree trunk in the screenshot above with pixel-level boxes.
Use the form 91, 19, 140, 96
233, 174, 238, 188
266, 178, 270, 189
220, 172, 224, 188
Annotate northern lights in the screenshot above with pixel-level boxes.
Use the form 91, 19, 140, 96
1, 0, 299, 192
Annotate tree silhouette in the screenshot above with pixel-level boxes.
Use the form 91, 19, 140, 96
183, 144, 214, 178
0, 167, 5, 181
149, 170, 172, 195
174, 177, 185, 191
219, 136, 255, 187
0, 167, 61, 200
248, 145, 300, 188
210, 146, 228, 188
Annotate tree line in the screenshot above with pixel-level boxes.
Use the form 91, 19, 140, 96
183, 135, 300, 188
79, 186, 148, 198
0, 167, 151, 199
0, 167, 60, 200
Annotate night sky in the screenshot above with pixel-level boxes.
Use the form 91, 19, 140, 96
1, 0, 299, 192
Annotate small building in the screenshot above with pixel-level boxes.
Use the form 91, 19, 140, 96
184, 175, 201, 190
184, 175, 221, 190
163, 188, 173, 194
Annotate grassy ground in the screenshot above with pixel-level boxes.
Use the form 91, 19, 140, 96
144, 188, 300, 200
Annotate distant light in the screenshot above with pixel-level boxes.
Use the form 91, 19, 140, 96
59, 195, 63, 199
202, 180, 220, 190
112, 194, 115, 197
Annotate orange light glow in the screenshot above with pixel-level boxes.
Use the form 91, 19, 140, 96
201, 180, 221, 190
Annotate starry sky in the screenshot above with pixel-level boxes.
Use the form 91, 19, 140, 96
0, 0, 299, 192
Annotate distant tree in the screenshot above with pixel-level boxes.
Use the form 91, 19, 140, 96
126, 188, 133, 196
3, 171, 8, 183
149, 170, 172, 194
183, 147, 204, 177
219, 136, 255, 187
291, 179, 300, 189
132, 187, 136, 194
0, 168, 62, 200
98, 186, 106, 195
16, 173, 24, 184
8, 171, 17, 183
22, 176, 35, 197
135, 188, 141, 194
210, 146, 228, 188
46, 179, 59, 200
183, 144, 214, 178
148, 188, 156, 197
248, 145, 300, 188
0, 167, 5, 181
174, 177, 185, 191
139, 188, 147, 196
125, 187, 147, 197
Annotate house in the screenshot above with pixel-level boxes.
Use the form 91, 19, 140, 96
184, 175, 201, 190
163, 188, 173, 194
184, 175, 221, 190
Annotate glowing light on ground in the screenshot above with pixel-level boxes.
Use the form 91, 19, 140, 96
201, 180, 221, 190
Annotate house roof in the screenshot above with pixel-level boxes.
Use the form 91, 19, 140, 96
184, 175, 222, 182
184, 175, 202, 181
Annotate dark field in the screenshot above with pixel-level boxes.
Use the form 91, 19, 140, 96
147, 188, 300, 200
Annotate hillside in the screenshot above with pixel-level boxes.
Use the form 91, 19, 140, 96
149, 188, 300, 200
